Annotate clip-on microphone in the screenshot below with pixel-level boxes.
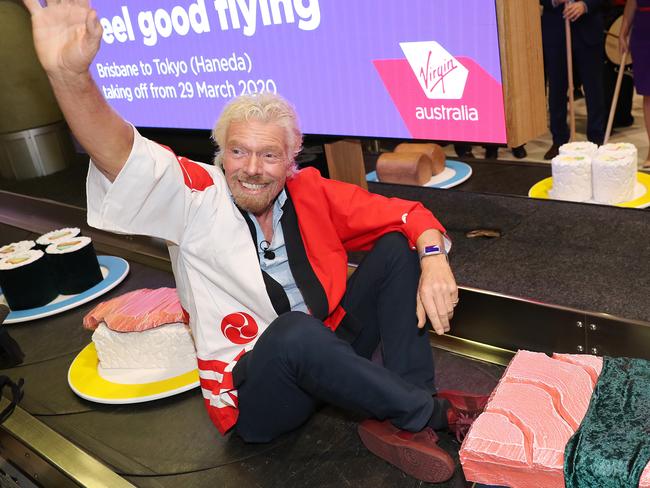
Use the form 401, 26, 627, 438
260, 240, 275, 260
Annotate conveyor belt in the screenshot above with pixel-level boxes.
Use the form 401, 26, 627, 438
1, 166, 649, 485
370, 182, 650, 323
3, 167, 649, 325
451, 158, 551, 196
0, 221, 503, 487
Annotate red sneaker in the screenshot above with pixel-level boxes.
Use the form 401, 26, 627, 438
437, 390, 490, 442
357, 419, 455, 483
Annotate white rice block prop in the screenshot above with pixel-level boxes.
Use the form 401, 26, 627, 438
0, 240, 35, 259
92, 322, 196, 371
559, 141, 598, 158
592, 153, 636, 204
550, 155, 592, 202
597, 142, 638, 164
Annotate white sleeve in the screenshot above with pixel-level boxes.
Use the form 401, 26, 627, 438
86, 126, 194, 245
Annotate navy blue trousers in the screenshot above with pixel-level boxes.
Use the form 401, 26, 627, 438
545, 41, 606, 145
234, 233, 438, 443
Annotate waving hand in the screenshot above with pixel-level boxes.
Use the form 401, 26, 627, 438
23, 0, 102, 78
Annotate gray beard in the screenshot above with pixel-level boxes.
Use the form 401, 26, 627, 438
227, 173, 283, 216
232, 191, 276, 215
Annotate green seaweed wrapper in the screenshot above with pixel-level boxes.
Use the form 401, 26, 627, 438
564, 356, 650, 487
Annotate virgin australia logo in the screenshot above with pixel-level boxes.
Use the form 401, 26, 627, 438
400, 41, 468, 99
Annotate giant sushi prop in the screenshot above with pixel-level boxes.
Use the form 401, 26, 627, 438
35, 227, 81, 250
0, 250, 58, 310
45, 236, 103, 295
460, 350, 650, 487
0, 241, 36, 259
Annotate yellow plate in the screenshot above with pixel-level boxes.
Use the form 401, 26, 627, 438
68, 343, 199, 404
529, 172, 650, 208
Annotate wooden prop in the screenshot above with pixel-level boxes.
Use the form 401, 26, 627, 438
565, 16, 576, 142
324, 139, 367, 190
604, 51, 629, 144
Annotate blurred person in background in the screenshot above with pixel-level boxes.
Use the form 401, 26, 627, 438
541, 0, 606, 160
620, 0, 650, 168
603, 0, 635, 128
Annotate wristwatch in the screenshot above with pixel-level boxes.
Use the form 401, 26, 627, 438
419, 244, 447, 260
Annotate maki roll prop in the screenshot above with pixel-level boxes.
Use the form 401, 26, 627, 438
0, 241, 35, 259
46, 237, 103, 295
36, 228, 81, 250
0, 250, 58, 310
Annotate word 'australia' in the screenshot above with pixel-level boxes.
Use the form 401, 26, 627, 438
416, 105, 479, 121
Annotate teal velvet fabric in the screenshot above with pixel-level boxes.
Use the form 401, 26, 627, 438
564, 356, 650, 487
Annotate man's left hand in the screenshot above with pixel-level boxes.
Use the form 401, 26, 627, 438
564, 1, 587, 21
416, 254, 458, 335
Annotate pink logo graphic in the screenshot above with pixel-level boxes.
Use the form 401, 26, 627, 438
221, 312, 259, 345
400, 41, 469, 99
373, 56, 507, 143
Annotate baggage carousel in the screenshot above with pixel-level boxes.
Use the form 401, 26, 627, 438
0, 155, 648, 487
368, 179, 650, 362
0, 196, 503, 488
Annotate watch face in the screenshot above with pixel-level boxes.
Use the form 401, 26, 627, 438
424, 245, 441, 254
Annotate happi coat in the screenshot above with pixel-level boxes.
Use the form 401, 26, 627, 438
87, 127, 445, 433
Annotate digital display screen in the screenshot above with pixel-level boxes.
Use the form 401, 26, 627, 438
91, 0, 507, 143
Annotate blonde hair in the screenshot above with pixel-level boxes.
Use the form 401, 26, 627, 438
212, 93, 303, 174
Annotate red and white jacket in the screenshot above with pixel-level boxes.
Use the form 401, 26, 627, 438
87, 127, 445, 434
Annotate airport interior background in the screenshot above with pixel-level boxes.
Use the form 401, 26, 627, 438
0, 0, 649, 487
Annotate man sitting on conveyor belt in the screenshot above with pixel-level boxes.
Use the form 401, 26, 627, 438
24, 0, 489, 483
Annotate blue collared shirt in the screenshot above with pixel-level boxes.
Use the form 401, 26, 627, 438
249, 190, 309, 313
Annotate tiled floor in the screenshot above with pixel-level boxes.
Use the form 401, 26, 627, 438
445, 92, 649, 168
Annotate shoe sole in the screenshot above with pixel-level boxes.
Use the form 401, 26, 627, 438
358, 422, 455, 483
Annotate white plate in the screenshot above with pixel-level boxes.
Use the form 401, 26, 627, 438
1, 256, 129, 324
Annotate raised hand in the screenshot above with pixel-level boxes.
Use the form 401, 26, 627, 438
23, 0, 102, 78
22, 0, 133, 179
